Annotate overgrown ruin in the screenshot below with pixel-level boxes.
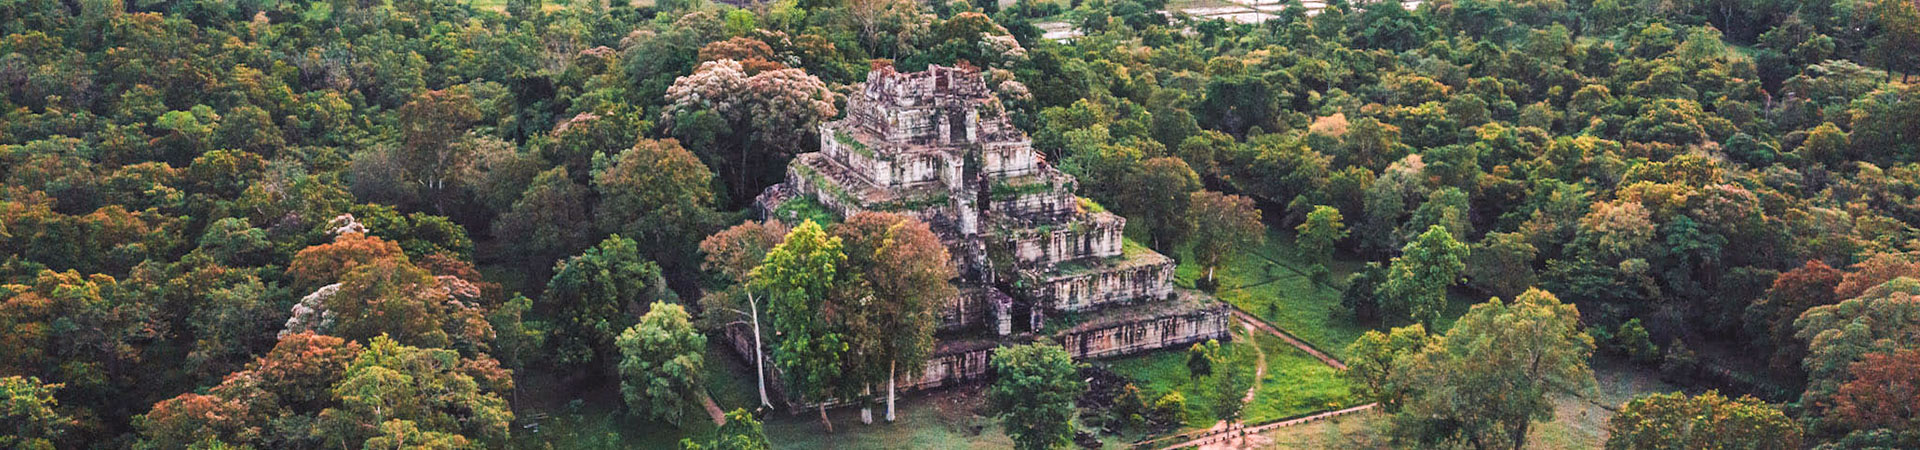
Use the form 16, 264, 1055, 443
750, 64, 1230, 402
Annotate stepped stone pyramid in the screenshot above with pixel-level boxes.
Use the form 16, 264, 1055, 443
752, 64, 1228, 398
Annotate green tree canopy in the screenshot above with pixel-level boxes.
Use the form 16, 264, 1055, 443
1377, 225, 1471, 327
1605, 391, 1800, 450
618, 301, 708, 428
987, 342, 1087, 450
541, 235, 675, 375
1391, 288, 1596, 450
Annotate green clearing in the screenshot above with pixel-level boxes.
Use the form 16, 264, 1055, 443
1241, 332, 1356, 423
770, 195, 839, 226
1099, 334, 1255, 430
1257, 358, 1680, 449
760, 390, 1016, 449
1169, 225, 1478, 358
1099, 324, 1356, 434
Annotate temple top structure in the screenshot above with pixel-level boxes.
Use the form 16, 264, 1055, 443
841, 64, 1026, 149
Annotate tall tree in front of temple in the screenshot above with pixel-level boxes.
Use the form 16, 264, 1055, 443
698, 220, 790, 409
987, 342, 1087, 450
831, 213, 957, 423
753, 221, 851, 431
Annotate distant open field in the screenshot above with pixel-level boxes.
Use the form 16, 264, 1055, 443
1256, 358, 1680, 449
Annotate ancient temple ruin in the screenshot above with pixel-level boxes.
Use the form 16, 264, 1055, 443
750, 64, 1229, 399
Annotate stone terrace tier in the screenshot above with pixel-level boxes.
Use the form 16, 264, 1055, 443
1016, 238, 1175, 312
1054, 290, 1229, 359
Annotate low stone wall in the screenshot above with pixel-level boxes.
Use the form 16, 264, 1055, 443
901, 341, 997, 391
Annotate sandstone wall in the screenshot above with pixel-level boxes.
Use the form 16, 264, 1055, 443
1058, 307, 1231, 359
980, 141, 1040, 177
939, 287, 994, 332
902, 346, 994, 391
1004, 218, 1124, 266
1024, 259, 1175, 312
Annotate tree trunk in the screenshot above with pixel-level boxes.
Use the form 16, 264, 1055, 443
861, 384, 873, 425
750, 293, 771, 408
886, 360, 898, 423
1508, 421, 1530, 450
819, 403, 834, 433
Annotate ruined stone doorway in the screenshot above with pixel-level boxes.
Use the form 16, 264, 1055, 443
948, 109, 967, 143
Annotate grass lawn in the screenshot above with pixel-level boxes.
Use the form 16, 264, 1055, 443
513, 405, 701, 449
704, 340, 766, 412
1168, 225, 1480, 359
760, 389, 1015, 449
509, 340, 765, 449
1099, 330, 1257, 430
1098, 323, 1357, 434
1257, 358, 1680, 449
1171, 226, 1369, 357
1241, 332, 1356, 423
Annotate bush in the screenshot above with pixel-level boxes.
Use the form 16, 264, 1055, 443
1307, 263, 1332, 286
1151, 391, 1187, 428
1598, 319, 1659, 364
1659, 338, 1699, 382
1109, 384, 1148, 431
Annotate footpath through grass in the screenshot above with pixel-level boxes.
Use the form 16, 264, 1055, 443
1098, 323, 1357, 435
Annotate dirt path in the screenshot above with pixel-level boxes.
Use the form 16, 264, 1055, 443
701, 393, 727, 426
1150, 403, 1380, 449
1241, 321, 1266, 404
1229, 307, 1347, 370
